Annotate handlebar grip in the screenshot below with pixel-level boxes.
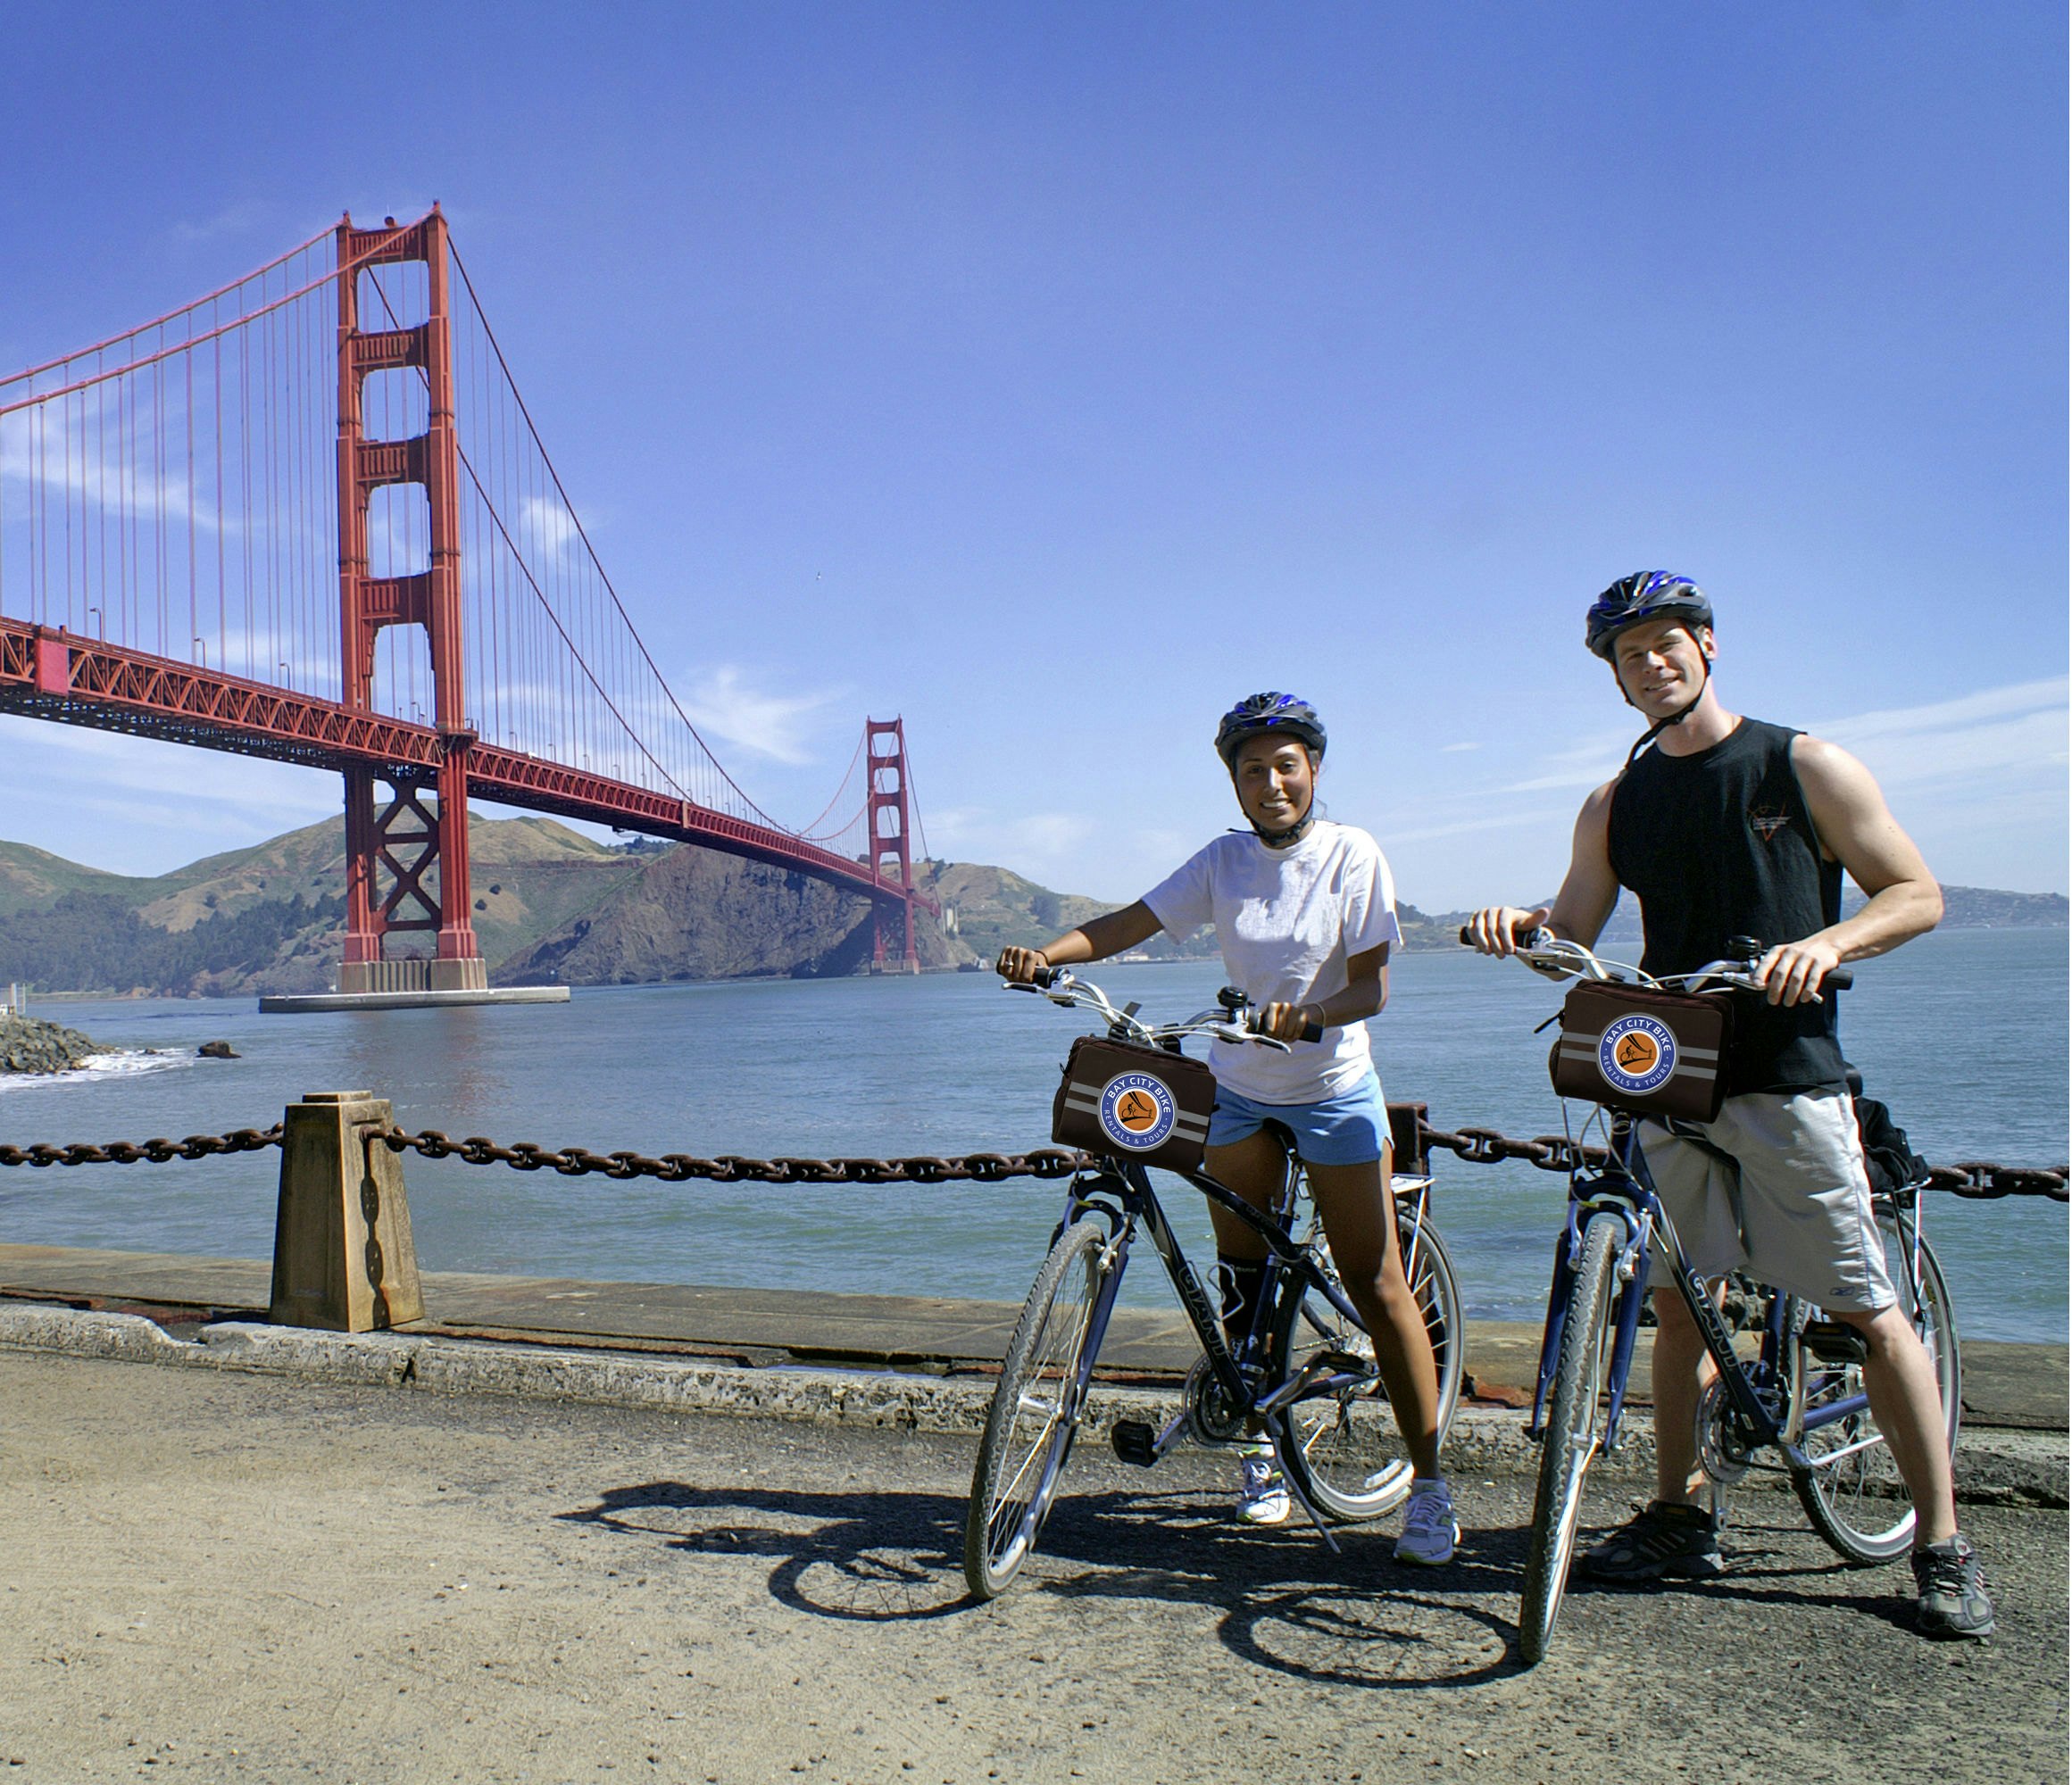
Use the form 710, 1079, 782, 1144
1826, 968, 1852, 992
1244, 1012, 1325, 1043
1459, 922, 1552, 952
1029, 965, 1063, 989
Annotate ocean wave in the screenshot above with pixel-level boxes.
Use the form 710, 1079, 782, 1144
0, 1049, 198, 1094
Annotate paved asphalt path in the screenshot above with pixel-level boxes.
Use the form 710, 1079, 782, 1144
1, 1351, 2063, 1784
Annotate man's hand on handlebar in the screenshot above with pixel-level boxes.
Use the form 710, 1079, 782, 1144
1463, 905, 1552, 957
1756, 937, 1844, 1007
995, 947, 1050, 985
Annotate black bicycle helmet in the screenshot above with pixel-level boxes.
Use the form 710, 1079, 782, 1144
1585, 572, 1712, 660
1214, 693, 1327, 768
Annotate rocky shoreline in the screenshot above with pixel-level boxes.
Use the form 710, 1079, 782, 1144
0, 1013, 110, 1075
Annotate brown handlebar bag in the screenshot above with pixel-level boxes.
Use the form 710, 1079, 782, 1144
1551, 981, 1734, 1123
1052, 1035, 1218, 1175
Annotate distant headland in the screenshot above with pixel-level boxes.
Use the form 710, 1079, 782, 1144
0, 818, 2061, 998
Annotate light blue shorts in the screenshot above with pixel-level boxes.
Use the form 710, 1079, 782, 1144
1206, 1074, 1391, 1166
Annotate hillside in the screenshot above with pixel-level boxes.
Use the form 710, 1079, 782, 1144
0, 818, 2059, 996
1407, 884, 2070, 952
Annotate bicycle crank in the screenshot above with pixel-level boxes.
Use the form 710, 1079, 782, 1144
1695, 1377, 1758, 1485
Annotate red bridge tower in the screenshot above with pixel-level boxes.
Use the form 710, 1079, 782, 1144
334, 209, 484, 993
867, 718, 921, 975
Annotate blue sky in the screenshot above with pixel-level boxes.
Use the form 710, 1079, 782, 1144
1, 2, 2064, 909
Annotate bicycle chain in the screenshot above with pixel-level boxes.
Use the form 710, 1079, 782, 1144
0, 1117, 2062, 1200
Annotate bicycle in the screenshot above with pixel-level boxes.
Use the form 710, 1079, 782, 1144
1466, 929, 1960, 1665
963, 968, 1464, 1600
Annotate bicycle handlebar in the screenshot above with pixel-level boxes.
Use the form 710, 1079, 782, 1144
1454, 926, 1851, 993
1009, 969, 1323, 1045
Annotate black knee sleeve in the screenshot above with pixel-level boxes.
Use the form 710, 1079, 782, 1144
1216, 1254, 1269, 1352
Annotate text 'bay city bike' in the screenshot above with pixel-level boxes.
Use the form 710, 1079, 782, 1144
1469, 929, 1960, 1665
965, 969, 1463, 1600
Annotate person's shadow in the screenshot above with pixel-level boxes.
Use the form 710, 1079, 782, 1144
560, 1478, 1530, 1689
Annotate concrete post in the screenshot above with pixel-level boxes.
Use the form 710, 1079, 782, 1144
269, 1091, 425, 1332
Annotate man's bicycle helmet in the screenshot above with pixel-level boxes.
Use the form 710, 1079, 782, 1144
1585, 572, 1712, 660
1214, 693, 1327, 768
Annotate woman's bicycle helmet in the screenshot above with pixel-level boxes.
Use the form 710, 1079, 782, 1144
1214, 693, 1327, 768
1585, 572, 1712, 660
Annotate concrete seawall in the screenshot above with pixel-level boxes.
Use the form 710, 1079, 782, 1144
2, 1241, 2062, 1506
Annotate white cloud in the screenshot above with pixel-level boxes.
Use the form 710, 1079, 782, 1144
1440, 741, 1481, 753
1814, 678, 2068, 787
678, 666, 836, 767
0, 718, 341, 874
521, 494, 584, 561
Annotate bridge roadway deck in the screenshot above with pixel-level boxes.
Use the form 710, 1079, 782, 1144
0, 1241, 2063, 1431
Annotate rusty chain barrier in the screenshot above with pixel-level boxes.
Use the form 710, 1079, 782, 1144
0, 1126, 282, 1169
0, 1116, 2063, 1201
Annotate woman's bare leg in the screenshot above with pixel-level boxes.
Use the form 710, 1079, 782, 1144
1305, 1149, 1444, 1480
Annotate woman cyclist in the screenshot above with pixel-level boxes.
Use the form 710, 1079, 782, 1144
996, 693, 1456, 1564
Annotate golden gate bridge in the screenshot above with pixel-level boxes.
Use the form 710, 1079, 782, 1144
0, 206, 934, 987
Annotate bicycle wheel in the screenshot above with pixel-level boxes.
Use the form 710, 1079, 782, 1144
1519, 1210, 1623, 1666
963, 1218, 1112, 1599
1274, 1213, 1464, 1523
1792, 1216, 1960, 1565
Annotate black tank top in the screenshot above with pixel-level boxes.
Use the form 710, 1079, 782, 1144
1606, 718, 1846, 1095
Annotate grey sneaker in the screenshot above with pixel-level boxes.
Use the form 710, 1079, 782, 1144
1235, 1445, 1290, 1526
1582, 1500, 1724, 1582
1911, 1537, 1994, 1640
1394, 1480, 1459, 1565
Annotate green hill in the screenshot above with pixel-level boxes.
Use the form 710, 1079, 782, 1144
0, 817, 2058, 996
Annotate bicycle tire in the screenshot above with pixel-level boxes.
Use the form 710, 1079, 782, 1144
1518, 1209, 1624, 1666
963, 1217, 1111, 1600
1274, 1214, 1465, 1522
1792, 1216, 1960, 1565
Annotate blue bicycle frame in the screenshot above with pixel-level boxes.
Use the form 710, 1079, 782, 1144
1527, 1111, 1878, 1472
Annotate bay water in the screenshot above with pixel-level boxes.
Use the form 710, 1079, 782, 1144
1, 928, 2064, 1342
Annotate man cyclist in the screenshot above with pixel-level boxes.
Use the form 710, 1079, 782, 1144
998, 694, 1457, 1564
1465, 572, 1991, 1640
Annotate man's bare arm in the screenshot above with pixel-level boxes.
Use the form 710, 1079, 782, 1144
1757, 735, 1942, 1004
1466, 780, 1623, 957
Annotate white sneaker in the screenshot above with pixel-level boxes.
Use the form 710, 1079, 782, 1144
1394, 1480, 1459, 1565
1235, 1446, 1290, 1526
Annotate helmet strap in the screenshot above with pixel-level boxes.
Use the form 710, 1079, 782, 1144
1227, 765, 1317, 847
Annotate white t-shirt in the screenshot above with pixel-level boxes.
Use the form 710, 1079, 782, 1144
1141, 821, 1402, 1105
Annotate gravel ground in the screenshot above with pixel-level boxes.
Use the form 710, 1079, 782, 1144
0, 1350, 2063, 1785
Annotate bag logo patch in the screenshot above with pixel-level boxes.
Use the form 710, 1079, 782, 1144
1098, 1072, 1178, 1150
1599, 1014, 1677, 1095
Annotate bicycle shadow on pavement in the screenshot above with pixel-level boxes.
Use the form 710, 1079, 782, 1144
562, 1479, 1527, 1688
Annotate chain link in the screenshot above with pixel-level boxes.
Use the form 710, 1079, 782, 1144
0, 1125, 282, 1169
370, 1128, 1093, 1184
0, 1115, 2062, 1200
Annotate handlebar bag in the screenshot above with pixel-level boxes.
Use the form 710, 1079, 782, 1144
1551, 981, 1735, 1123
1052, 1035, 1217, 1175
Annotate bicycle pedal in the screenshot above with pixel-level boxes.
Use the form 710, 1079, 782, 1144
1801, 1320, 1868, 1366
1110, 1420, 1159, 1467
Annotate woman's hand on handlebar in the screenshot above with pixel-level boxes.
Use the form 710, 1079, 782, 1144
1252, 1000, 1324, 1043
1755, 937, 1844, 1006
995, 947, 1050, 984
1462, 905, 1552, 957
